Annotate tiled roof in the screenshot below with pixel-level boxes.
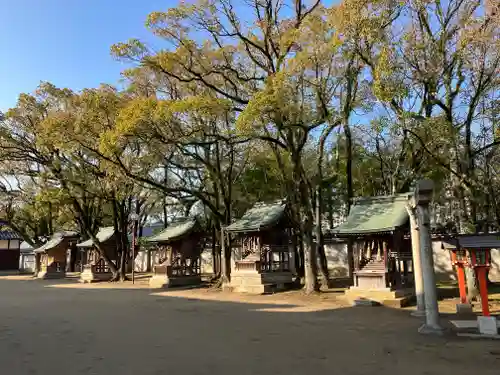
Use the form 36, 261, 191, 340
331, 194, 411, 236
225, 201, 286, 233
0, 227, 22, 240
146, 219, 197, 243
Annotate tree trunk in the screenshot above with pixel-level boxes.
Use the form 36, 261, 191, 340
211, 226, 220, 278
449, 145, 481, 299
344, 124, 354, 213
93, 240, 118, 276
303, 224, 319, 294
291, 228, 304, 280
315, 187, 330, 288
326, 186, 334, 229
344, 123, 354, 283
116, 246, 127, 282
48, 202, 54, 236
220, 227, 230, 286
465, 267, 479, 302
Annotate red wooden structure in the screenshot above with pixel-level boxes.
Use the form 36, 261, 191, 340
448, 245, 469, 305
470, 249, 491, 316
441, 234, 497, 316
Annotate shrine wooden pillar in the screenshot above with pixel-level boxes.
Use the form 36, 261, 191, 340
470, 250, 491, 317
450, 250, 468, 304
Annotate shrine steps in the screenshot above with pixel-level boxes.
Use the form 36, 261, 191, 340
358, 258, 385, 273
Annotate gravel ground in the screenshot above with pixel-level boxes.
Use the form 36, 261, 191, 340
0, 277, 499, 375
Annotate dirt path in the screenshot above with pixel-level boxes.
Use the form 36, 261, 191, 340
0, 278, 498, 375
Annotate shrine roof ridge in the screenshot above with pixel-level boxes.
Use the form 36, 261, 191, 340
146, 218, 198, 243
77, 227, 115, 248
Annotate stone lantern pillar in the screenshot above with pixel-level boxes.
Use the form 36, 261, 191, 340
406, 194, 425, 317
414, 180, 443, 334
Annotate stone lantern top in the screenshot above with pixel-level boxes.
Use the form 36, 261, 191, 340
414, 179, 434, 205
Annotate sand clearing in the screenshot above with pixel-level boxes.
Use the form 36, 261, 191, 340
0, 278, 498, 375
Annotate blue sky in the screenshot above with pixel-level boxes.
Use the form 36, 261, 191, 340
0, 0, 174, 111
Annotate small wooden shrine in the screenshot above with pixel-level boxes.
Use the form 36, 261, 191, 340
441, 234, 499, 315
332, 194, 414, 305
442, 234, 500, 336
35, 231, 79, 279
77, 227, 118, 283
225, 200, 293, 294
147, 218, 203, 288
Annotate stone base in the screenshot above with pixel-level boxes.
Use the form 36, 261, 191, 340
36, 270, 66, 279
456, 303, 474, 315
478, 316, 499, 336
418, 323, 445, 335
410, 309, 427, 317
149, 275, 169, 289
230, 271, 293, 294
345, 287, 414, 308
149, 274, 202, 289
79, 269, 112, 283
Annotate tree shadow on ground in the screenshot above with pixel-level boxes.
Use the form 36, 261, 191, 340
0, 278, 499, 375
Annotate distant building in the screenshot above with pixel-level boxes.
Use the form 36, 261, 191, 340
0, 222, 22, 271
19, 241, 35, 273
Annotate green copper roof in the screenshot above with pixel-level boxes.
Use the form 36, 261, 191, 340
77, 227, 115, 248
225, 201, 286, 233
332, 194, 410, 236
146, 218, 197, 243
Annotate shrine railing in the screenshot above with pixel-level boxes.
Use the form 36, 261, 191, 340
153, 261, 201, 277
234, 260, 261, 272
93, 259, 110, 273
171, 262, 201, 277
234, 245, 291, 273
